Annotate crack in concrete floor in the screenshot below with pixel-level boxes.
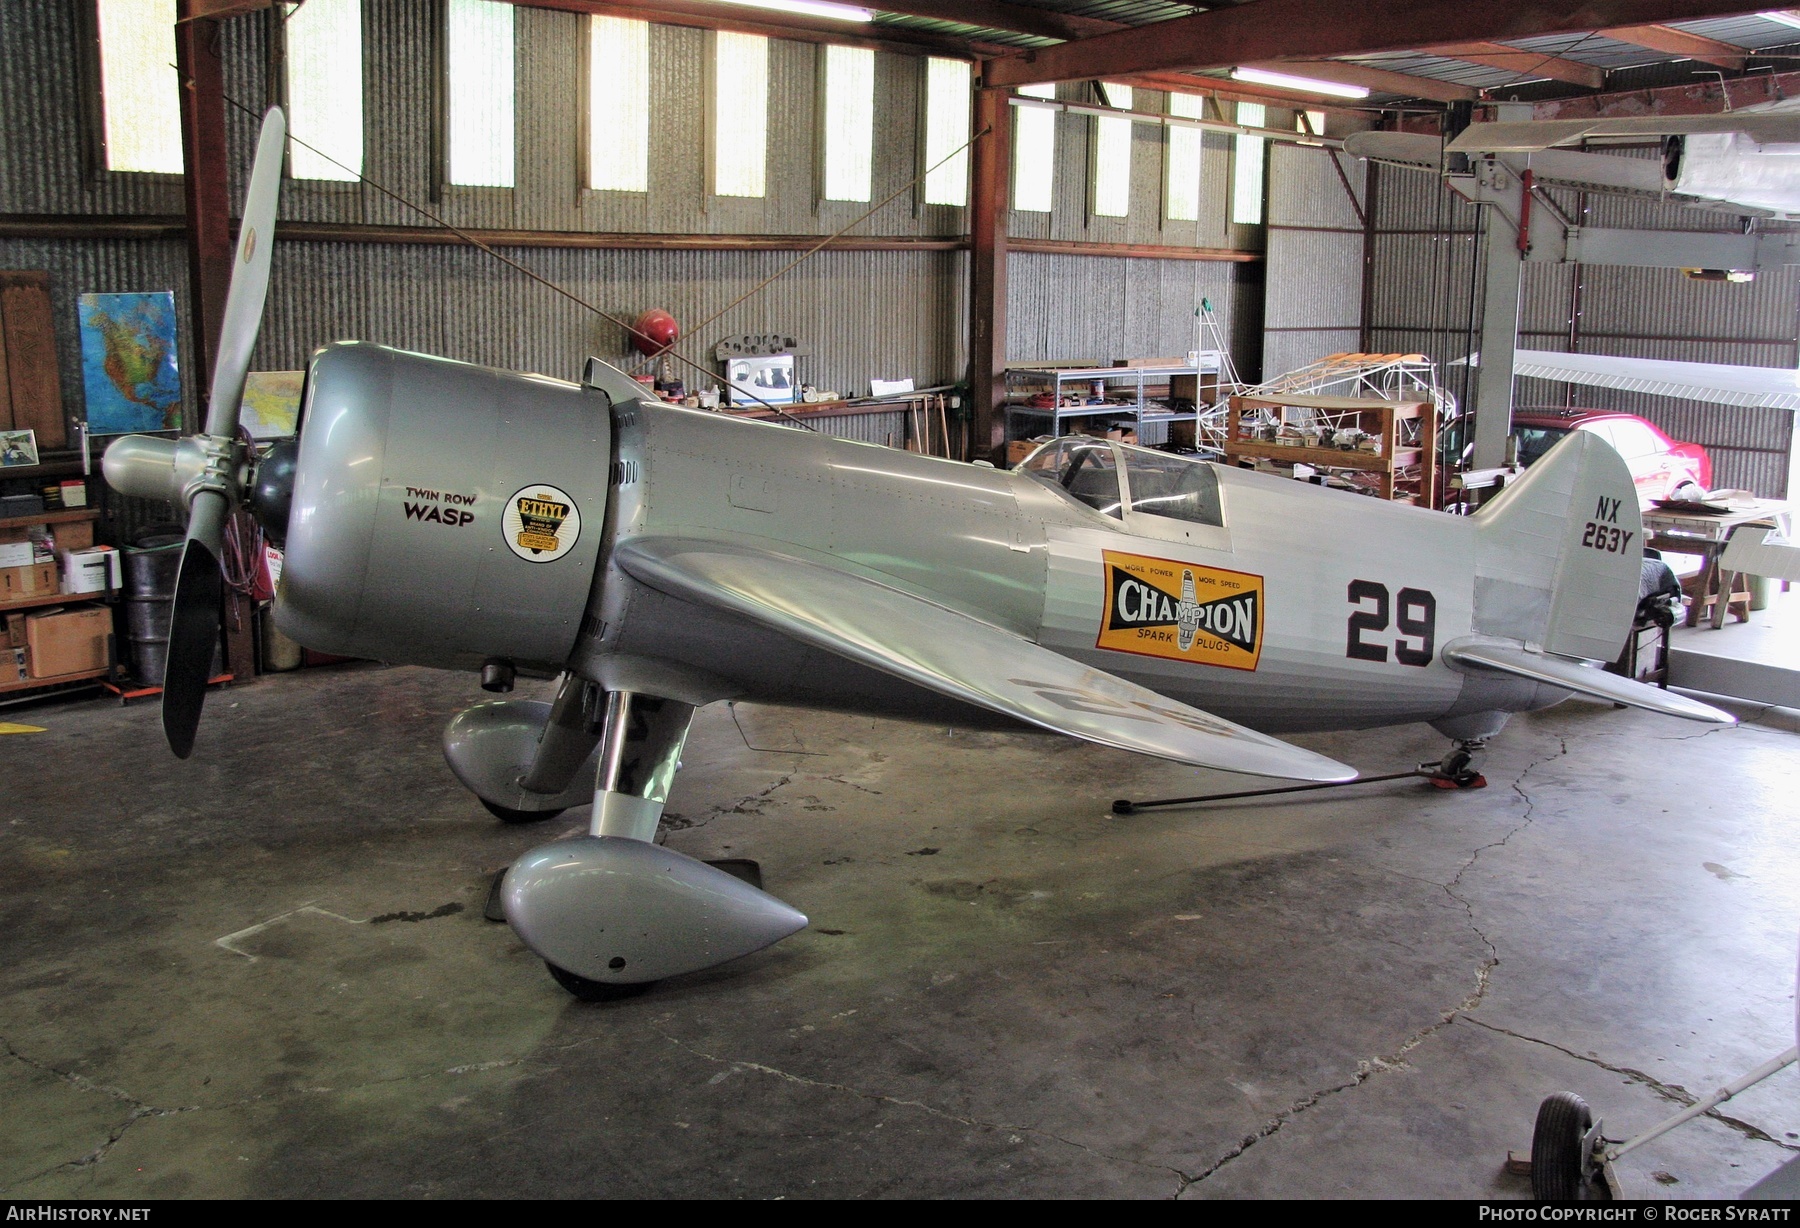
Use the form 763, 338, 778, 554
0, 1029, 527, 1193
1173, 738, 1571, 1196
1461, 1017, 1800, 1155
645, 1024, 1193, 1194
0, 1032, 199, 1192
663, 773, 797, 839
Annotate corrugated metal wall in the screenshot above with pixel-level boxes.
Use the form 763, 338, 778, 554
1362, 154, 1797, 496
1363, 159, 1484, 415
1003, 85, 1266, 375
1007, 253, 1240, 363
1262, 141, 1366, 377
0, 236, 968, 432
2, 0, 1256, 441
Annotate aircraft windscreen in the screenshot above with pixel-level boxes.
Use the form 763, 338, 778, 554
1021, 439, 1123, 518
1121, 450, 1223, 526
1513, 426, 1567, 467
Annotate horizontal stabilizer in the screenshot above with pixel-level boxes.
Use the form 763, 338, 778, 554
618, 537, 1356, 782
1443, 639, 1735, 725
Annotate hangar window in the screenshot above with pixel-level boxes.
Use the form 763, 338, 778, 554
446, 0, 514, 188
285, 0, 363, 181
1231, 100, 1266, 225
713, 31, 769, 198
922, 57, 970, 207
1165, 92, 1204, 222
1021, 439, 1123, 519
1121, 449, 1224, 526
822, 45, 875, 202
588, 15, 650, 192
1092, 82, 1132, 217
1013, 83, 1056, 212
94, 0, 183, 174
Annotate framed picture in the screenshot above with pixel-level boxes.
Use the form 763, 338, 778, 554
77, 291, 182, 435
0, 429, 39, 467
241, 371, 304, 439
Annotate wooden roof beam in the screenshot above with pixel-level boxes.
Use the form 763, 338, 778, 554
1426, 41, 1605, 88
982, 0, 1767, 88
1600, 23, 1747, 69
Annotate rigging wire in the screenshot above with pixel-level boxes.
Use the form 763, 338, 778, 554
627, 125, 991, 377
219, 92, 813, 426
220, 92, 985, 435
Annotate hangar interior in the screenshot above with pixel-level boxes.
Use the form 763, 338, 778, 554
2, 0, 1799, 1201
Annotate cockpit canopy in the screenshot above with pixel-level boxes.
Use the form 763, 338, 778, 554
1020, 438, 1223, 527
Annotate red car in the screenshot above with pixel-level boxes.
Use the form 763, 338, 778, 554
1510, 410, 1712, 507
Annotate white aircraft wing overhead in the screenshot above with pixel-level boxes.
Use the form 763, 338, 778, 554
1448, 113, 1800, 155
1513, 349, 1800, 411
616, 536, 1357, 782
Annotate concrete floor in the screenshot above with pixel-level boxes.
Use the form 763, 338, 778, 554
2, 664, 1798, 1199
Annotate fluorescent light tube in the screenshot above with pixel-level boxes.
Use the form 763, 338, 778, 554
1230, 66, 1370, 100
713, 0, 873, 21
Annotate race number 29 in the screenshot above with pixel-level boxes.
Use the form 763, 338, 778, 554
1346, 580, 1436, 666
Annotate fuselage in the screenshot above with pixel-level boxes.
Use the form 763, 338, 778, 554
579, 399, 1525, 736
275, 345, 1563, 742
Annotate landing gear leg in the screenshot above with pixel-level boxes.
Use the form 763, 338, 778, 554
541, 690, 695, 1000
1422, 738, 1488, 789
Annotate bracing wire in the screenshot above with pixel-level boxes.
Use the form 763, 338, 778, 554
219, 91, 985, 433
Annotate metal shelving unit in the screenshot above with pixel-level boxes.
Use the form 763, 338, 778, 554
1002, 356, 1221, 444
1, 506, 110, 703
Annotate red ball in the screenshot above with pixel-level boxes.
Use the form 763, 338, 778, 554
631, 308, 679, 356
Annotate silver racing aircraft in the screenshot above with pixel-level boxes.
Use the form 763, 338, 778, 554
104, 109, 1731, 999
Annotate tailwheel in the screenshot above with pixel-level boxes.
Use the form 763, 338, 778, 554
481, 799, 564, 824
1423, 741, 1488, 790
545, 962, 655, 1002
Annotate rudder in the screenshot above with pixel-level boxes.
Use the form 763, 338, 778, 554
1471, 431, 1642, 662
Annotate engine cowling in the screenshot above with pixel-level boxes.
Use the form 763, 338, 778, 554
274, 342, 611, 673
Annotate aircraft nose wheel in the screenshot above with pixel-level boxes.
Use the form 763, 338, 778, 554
1423, 739, 1488, 789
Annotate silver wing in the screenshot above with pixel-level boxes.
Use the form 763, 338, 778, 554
615, 537, 1357, 782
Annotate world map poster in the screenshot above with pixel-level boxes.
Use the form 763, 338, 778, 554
78, 291, 182, 435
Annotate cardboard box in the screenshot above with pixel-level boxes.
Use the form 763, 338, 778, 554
53, 521, 94, 552
1, 562, 58, 601
1005, 439, 1038, 467
1, 611, 24, 647
4, 646, 26, 682
60, 546, 120, 594
24, 605, 111, 678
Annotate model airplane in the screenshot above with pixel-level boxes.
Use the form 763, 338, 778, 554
103, 109, 1732, 1000
1346, 98, 1800, 219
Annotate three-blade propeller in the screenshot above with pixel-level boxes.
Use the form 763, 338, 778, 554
102, 106, 287, 758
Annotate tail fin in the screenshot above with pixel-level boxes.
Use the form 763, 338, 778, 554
1471, 430, 1642, 662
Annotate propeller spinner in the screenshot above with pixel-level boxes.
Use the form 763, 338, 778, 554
103, 106, 288, 758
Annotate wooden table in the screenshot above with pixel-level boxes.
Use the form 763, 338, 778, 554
1643, 498, 1792, 629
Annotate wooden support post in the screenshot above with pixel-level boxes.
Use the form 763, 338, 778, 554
175, 0, 232, 414
968, 81, 1010, 464
175, 2, 256, 684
